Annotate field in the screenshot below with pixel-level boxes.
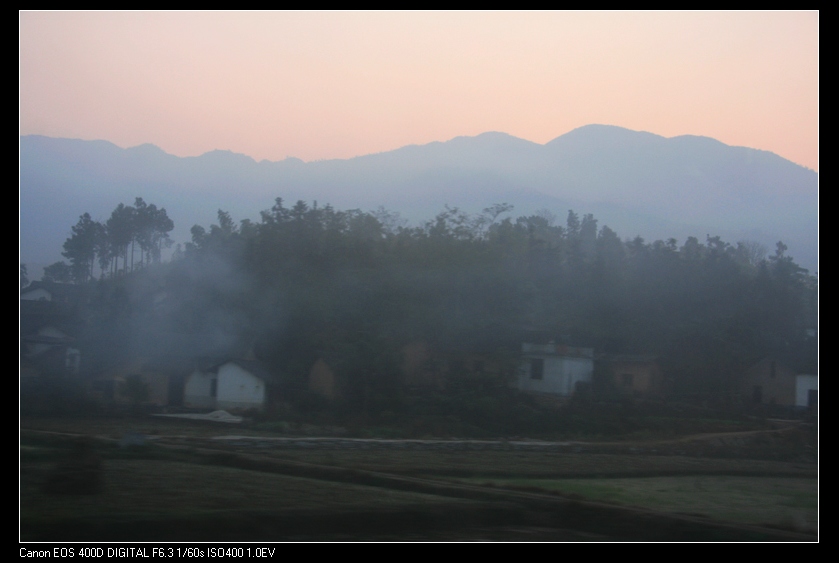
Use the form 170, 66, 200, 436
20, 415, 817, 541
460, 476, 816, 529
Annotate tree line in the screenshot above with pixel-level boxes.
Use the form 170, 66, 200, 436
41, 198, 174, 283
31, 197, 817, 415
176, 199, 817, 402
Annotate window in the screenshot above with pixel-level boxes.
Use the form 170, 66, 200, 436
530, 358, 544, 380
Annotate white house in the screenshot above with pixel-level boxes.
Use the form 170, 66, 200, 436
184, 359, 269, 411
518, 342, 594, 396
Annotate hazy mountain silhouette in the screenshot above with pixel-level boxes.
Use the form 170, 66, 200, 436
20, 125, 817, 273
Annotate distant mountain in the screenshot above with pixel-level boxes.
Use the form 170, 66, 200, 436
20, 125, 818, 273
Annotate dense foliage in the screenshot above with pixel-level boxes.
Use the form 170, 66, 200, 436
39, 198, 817, 425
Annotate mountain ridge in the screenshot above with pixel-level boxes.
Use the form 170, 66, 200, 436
20, 125, 817, 273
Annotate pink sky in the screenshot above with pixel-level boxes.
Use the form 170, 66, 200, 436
20, 11, 818, 171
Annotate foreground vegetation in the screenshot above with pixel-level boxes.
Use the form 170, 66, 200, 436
20, 415, 817, 541
463, 476, 816, 531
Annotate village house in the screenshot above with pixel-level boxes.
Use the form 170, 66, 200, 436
88, 358, 179, 406
741, 357, 817, 411
597, 354, 663, 398
517, 342, 594, 396
399, 340, 516, 392
21, 280, 88, 310
21, 281, 87, 379
20, 282, 54, 302
309, 358, 339, 401
20, 325, 81, 378
184, 359, 270, 411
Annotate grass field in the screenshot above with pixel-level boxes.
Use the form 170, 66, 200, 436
21, 459, 475, 518
268, 449, 817, 479
461, 476, 817, 532
19, 416, 818, 541
21, 451, 490, 541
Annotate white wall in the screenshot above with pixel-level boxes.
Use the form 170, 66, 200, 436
217, 363, 265, 410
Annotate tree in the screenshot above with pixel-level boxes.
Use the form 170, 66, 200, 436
212, 209, 237, 238
101, 198, 176, 271
579, 213, 598, 261
474, 203, 514, 236
734, 240, 767, 269
43, 261, 72, 283
62, 213, 105, 283
96, 226, 114, 280
187, 224, 208, 252
595, 225, 624, 275
132, 197, 151, 268
147, 203, 174, 263
565, 210, 581, 238
371, 206, 408, 236
105, 204, 136, 275
20, 264, 29, 289
564, 209, 583, 264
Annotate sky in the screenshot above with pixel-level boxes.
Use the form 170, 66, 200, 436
20, 11, 819, 171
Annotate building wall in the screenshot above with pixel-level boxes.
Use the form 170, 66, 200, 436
609, 360, 662, 397
742, 358, 798, 406
795, 375, 818, 408
90, 360, 169, 406
401, 341, 445, 389
184, 363, 266, 410
518, 355, 593, 396
309, 359, 337, 400
184, 369, 216, 408
217, 363, 265, 410
140, 372, 170, 406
